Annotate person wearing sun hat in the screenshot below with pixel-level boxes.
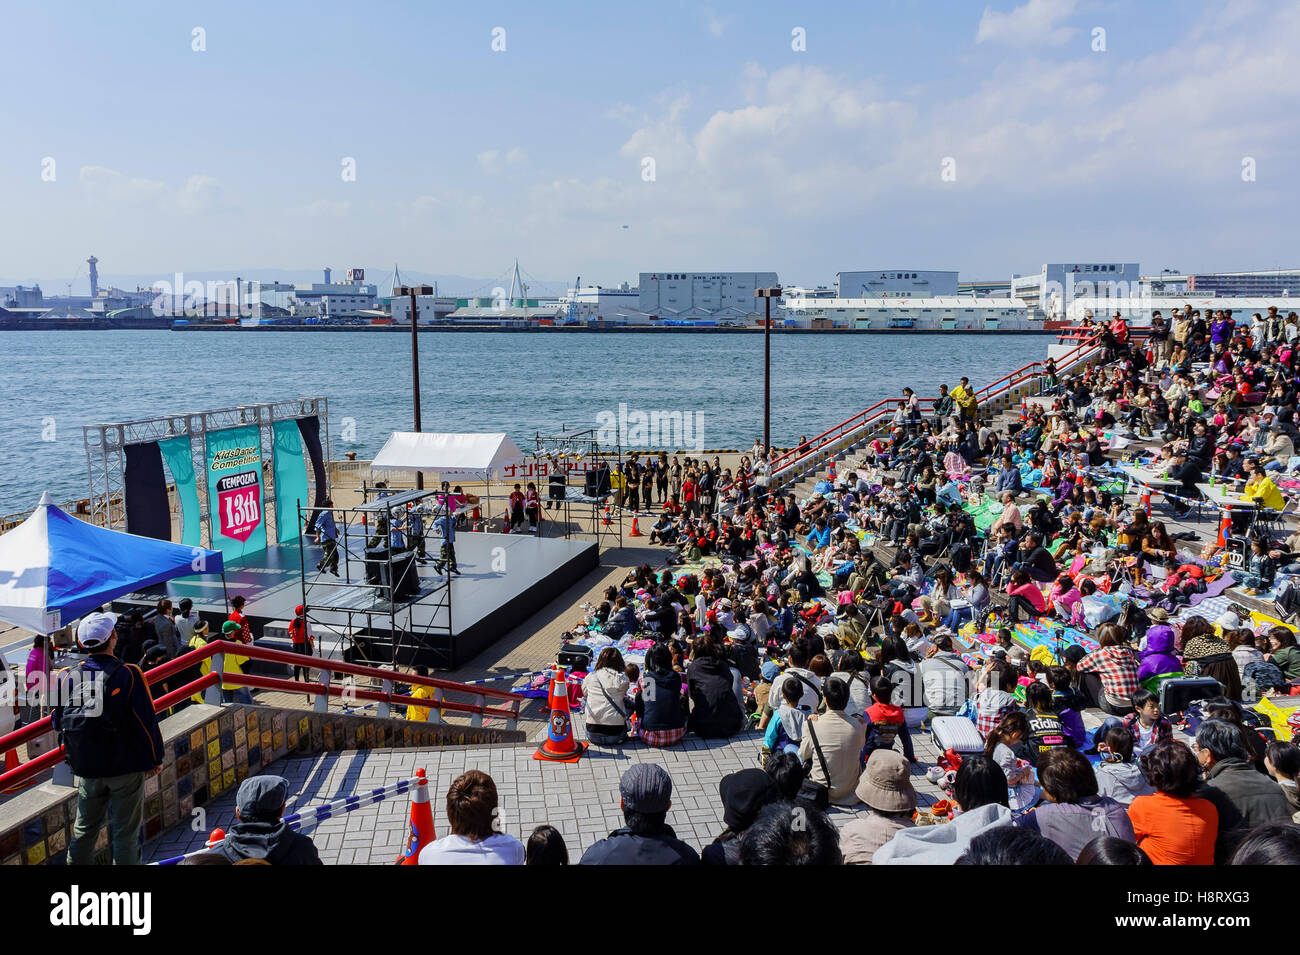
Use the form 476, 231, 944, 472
840, 750, 918, 864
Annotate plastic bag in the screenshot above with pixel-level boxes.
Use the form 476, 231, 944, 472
1081, 593, 1123, 630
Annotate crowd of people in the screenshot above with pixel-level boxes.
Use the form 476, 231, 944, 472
518, 305, 1300, 864
23, 303, 1300, 866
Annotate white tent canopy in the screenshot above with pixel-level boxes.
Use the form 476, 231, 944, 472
370, 432, 525, 479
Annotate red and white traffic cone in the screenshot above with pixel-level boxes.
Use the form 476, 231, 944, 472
396, 768, 436, 864
534, 668, 587, 763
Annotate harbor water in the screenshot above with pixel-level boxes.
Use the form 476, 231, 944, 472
0, 330, 1047, 513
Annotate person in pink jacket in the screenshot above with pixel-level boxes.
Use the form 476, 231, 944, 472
1006, 568, 1049, 624
1048, 573, 1081, 623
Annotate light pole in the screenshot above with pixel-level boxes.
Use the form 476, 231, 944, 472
754, 286, 783, 458
395, 284, 434, 490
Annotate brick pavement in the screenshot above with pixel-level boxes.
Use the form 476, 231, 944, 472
143, 709, 960, 864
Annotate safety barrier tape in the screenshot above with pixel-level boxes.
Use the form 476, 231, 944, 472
151, 775, 424, 865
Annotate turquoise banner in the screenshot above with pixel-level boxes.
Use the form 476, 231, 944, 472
205, 424, 267, 559
158, 435, 201, 547
272, 420, 310, 544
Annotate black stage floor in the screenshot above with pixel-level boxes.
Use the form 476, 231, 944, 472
115, 532, 598, 668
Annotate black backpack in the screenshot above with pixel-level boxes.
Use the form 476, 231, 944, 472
951, 542, 973, 573
54, 657, 129, 779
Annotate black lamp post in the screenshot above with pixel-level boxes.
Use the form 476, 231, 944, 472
754, 286, 783, 457
394, 284, 434, 490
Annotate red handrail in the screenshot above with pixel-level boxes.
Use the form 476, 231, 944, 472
769, 335, 1106, 484
0, 640, 525, 793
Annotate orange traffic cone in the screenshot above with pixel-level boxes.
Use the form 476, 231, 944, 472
629, 516, 644, 537
601, 506, 612, 526
205, 828, 226, 849
1140, 488, 1151, 517
533, 667, 587, 763
396, 768, 436, 864
1217, 507, 1232, 548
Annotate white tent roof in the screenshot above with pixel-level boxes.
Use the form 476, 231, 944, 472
370, 432, 524, 478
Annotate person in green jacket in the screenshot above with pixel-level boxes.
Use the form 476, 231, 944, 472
1266, 626, 1300, 680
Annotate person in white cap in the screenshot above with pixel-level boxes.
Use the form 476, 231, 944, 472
53, 612, 164, 865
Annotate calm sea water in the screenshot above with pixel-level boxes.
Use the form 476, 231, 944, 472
0, 330, 1048, 513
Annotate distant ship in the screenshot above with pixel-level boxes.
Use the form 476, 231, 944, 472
778, 287, 1046, 331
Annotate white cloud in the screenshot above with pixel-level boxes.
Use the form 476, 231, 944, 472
79, 166, 227, 215
702, 6, 728, 37
295, 199, 351, 217
975, 0, 1079, 46
477, 147, 528, 173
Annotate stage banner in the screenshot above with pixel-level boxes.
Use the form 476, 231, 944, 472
124, 442, 172, 541
158, 435, 201, 548
272, 420, 309, 544
205, 424, 267, 559
296, 415, 329, 533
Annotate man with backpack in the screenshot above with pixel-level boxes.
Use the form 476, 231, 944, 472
54, 612, 164, 865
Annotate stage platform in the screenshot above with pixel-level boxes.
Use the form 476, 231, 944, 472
114, 531, 598, 668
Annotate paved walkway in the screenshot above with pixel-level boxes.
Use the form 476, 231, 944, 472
144, 715, 956, 864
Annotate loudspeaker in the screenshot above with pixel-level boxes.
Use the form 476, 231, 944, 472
385, 549, 421, 602
548, 472, 567, 501
585, 465, 610, 497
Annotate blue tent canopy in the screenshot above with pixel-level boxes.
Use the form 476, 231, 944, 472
0, 493, 225, 633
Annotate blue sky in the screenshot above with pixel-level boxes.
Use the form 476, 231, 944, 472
2, 0, 1298, 292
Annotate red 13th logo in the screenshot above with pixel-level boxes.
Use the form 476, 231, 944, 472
216, 471, 262, 542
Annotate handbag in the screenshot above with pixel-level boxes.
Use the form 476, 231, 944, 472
798, 720, 832, 811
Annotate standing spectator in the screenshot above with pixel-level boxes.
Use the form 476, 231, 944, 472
287, 604, 314, 683
174, 598, 198, 646
404, 665, 436, 722
419, 770, 525, 865
227, 595, 252, 644
22, 635, 52, 722
1128, 740, 1218, 865
54, 613, 164, 865
153, 598, 180, 658
580, 764, 700, 865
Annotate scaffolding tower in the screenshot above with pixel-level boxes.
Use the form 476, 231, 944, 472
529, 426, 621, 554
297, 487, 457, 670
